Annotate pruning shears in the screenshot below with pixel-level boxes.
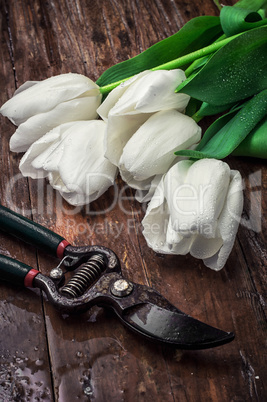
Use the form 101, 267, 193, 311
0, 205, 234, 349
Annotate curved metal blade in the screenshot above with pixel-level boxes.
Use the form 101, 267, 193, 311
121, 303, 234, 349
35, 269, 234, 349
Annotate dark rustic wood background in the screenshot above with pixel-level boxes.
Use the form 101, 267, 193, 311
0, 0, 266, 401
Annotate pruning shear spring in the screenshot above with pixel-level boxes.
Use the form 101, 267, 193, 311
0, 205, 235, 349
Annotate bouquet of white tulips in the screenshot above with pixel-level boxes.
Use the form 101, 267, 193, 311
1, 0, 266, 270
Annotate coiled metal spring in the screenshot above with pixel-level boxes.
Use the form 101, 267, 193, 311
61, 254, 106, 298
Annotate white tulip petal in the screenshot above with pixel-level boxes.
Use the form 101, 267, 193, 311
119, 109, 201, 181
142, 178, 170, 252
168, 236, 196, 255
104, 112, 152, 165
166, 218, 183, 245
120, 171, 153, 192
0, 73, 100, 125
97, 71, 150, 121
203, 169, 243, 270
28, 123, 75, 171
109, 70, 189, 115
59, 189, 91, 206
142, 159, 243, 270
166, 159, 230, 238
102, 69, 192, 167
135, 175, 162, 203
142, 187, 195, 255
135, 70, 189, 113
14, 81, 39, 95
190, 235, 223, 260
19, 128, 63, 178
20, 120, 117, 206
58, 184, 109, 206
10, 96, 101, 152
55, 122, 117, 193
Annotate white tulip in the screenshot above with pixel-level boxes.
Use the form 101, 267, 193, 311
0, 73, 102, 152
97, 69, 190, 166
19, 120, 117, 206
142, 159, 243, 270
119, 109, 201, 195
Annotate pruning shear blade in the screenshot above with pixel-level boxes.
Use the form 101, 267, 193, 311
122, 304, 234, 349
0, 205, 235, 349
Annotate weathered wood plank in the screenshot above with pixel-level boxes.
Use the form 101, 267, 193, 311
0, 3, 54, 399
0, 0, 266, 401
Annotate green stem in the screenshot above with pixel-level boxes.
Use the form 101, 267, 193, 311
185, 33, 227, 77
213, 0, 222, 11
184, 56, 210, 78
191, 112, 203, 123
99, 32, 242, 95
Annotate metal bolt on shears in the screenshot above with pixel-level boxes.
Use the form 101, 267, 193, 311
0, 205, 235, 349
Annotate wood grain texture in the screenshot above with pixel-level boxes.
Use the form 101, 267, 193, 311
0, 0, 266, 401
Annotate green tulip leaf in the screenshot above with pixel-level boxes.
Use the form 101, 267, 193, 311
174, 89, 267, 159
233, 116, 267, 158
185, 98, 202, 117
176, 26, 267, 106
194, 104, 243, 148
184, 53, 214, 77
220, 6, 267, 36
96, 16, 222, 86
196, 100, 239, 117
233, 0, 267, 12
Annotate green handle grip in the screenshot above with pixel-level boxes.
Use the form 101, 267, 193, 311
0, 254, 33, 286
0, 205, 65, 257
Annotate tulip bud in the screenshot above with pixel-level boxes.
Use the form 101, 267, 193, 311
119, 109, 201, 195
142, 159, 243, 270
97, 69, 190, 166
19, 120, 117, 206
0, 73, 102, 152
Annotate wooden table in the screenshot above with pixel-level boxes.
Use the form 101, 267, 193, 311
0, 0, 266, 400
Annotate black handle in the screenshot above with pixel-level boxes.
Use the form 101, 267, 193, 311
0, 254, 34, 286
0, 205, 65, 257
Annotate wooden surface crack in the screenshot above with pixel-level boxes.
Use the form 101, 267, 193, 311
130, 204, 151, 287
2, 0, 17, 89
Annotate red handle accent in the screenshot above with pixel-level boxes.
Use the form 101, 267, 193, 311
24, 269, 40, 288
56, 240, 71, 259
